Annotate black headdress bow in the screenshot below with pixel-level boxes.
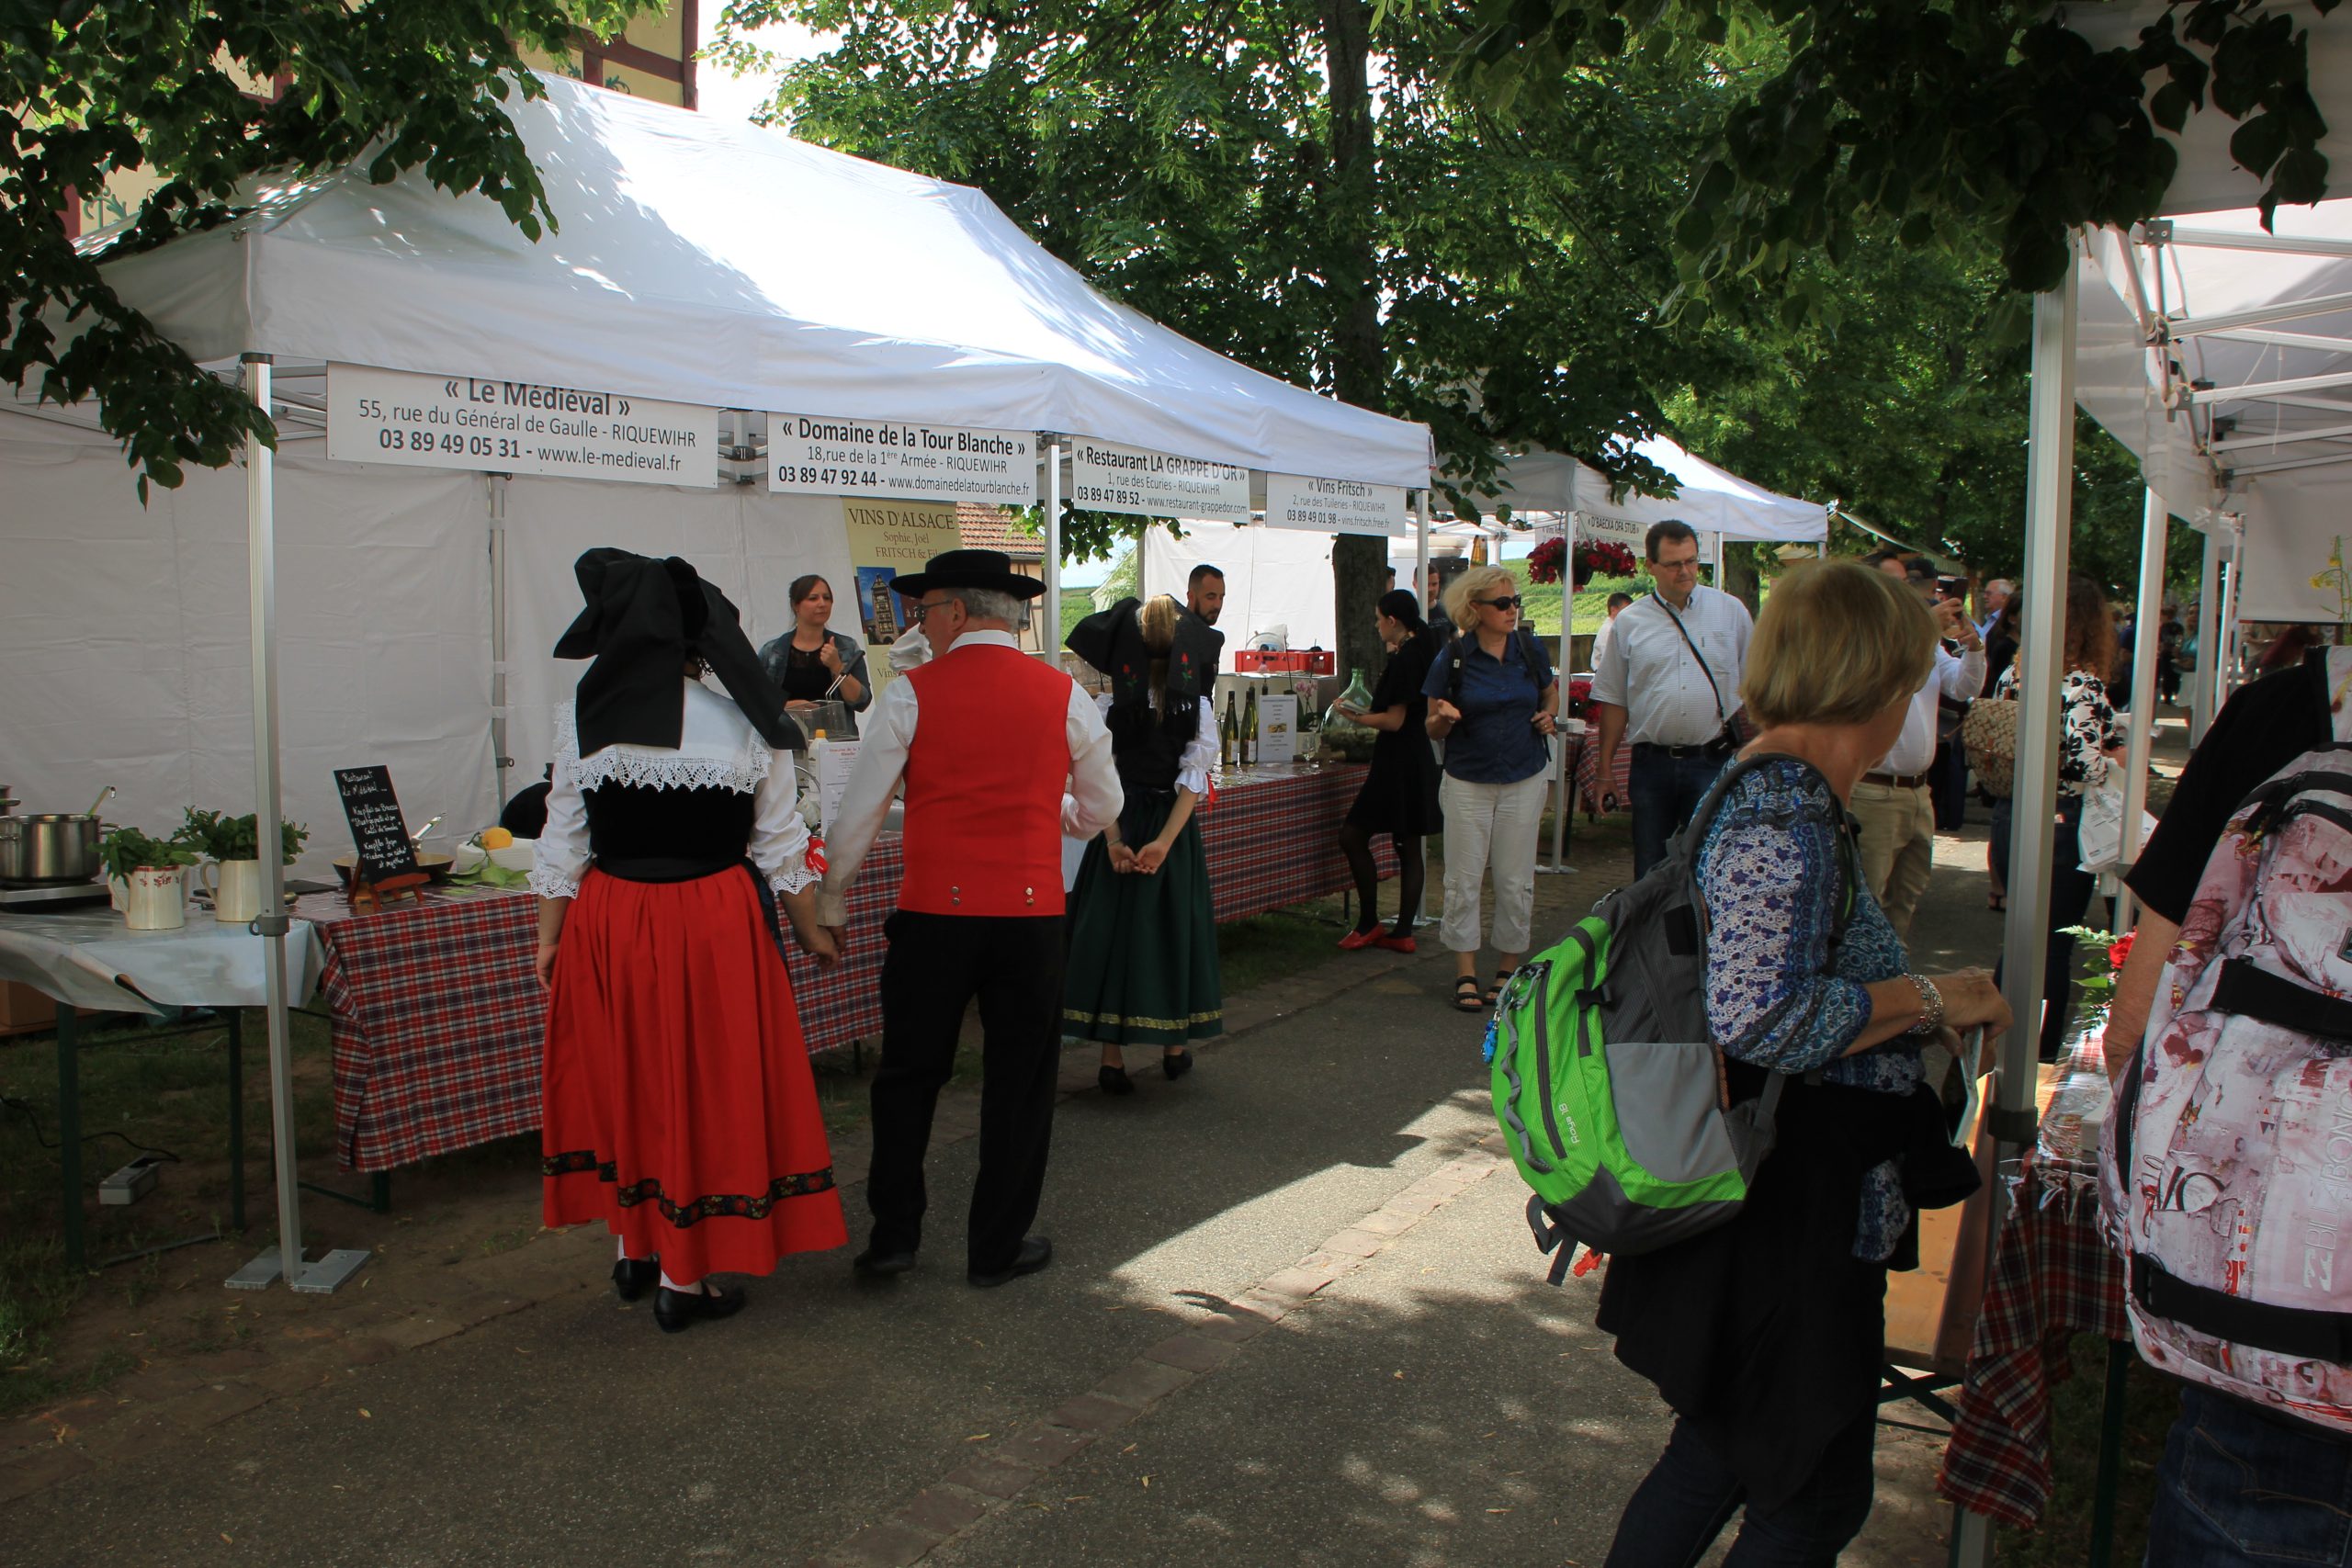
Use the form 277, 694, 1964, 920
553, 548, 801, 756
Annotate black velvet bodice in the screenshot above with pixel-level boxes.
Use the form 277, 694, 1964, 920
584, 783, 756, 880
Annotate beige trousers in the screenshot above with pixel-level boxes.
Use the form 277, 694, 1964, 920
1438, 772, 1548, 957
1849, 779, 1935, 939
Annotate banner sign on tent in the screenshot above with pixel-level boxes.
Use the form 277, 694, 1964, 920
1264, 473, 1409, 536
326, 364, 716, 488
1070, 439, 1250, 524
842, 499, 965, 646
767, 414, 1037, 506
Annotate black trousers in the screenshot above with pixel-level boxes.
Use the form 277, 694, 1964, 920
866, 910, 1065, 1271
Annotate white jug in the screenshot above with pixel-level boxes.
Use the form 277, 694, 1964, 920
200, 859, 263, 924
124, 865, 187, 931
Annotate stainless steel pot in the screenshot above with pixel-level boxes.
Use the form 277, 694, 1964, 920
0, 813, 105, 885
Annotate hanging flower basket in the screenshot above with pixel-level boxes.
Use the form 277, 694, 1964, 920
1527, 536, 1567, 584
1571, 539, 1637, 588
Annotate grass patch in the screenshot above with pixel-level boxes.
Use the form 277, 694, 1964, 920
1997, 1334, 2177, 1568
0, 1006, 337, 1416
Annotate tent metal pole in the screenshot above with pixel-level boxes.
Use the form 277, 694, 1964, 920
1957, 249, 2080, 1568
1543, 509, 1577, 874
225, 354, 368, 1295
1043, 440, 1063, 659
2116, 490, 2169, 932
2189, 531, 2223, 744
488, 475, 511, 827
2216, 550, 2241, 707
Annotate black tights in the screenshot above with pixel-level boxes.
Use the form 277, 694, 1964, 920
1339, 823, 1424, 936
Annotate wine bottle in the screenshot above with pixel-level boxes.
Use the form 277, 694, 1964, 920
1220, 692, 1237, 769
1241, 688, 1258, 765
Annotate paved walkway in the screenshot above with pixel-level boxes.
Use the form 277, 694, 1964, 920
1, 808, 2014, 1566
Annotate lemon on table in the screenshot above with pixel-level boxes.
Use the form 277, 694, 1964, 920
481, 827, 514, 850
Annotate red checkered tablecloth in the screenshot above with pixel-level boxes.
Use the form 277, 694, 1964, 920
1937, 1040, 2130, 1529
300, 765, 1388, 1174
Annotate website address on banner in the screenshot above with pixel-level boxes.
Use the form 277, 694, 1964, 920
537, 446, 685, 473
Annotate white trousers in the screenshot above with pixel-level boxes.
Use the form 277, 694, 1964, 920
1438, 772, 1548, 957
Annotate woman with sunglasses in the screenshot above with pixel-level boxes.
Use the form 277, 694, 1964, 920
1424, 564, 1559, 1012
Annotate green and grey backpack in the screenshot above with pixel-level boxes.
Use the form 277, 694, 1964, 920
1484, 754, 1855, 1280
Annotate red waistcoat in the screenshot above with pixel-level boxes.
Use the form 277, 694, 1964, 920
899, 642, 1074, 917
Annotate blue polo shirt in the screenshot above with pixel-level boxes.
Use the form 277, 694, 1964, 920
1422, 632, 1555, 784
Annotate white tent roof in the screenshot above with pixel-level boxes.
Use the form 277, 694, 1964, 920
2079, 198, 2352, 620
73, 74, 1431, 490
1444, 435, 1829, 542
2069, 2, 2352, 219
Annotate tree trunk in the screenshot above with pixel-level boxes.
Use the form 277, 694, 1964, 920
1723, 540, 1760, 615
1320, 0, 1390, 685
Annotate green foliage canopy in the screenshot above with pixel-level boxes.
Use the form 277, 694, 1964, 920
3, 0, 662, 497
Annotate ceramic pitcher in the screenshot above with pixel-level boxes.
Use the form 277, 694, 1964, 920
200, 858, 263, 924
124, 865, 187, 931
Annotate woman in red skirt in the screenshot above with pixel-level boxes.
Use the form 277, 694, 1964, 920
532, 550, 847, 1333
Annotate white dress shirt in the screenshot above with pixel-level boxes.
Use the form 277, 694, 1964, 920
1589, 586, 1753, 746
1877, 641, 1987, 777
530, 681, 814, 900
816, 630, 1123, 924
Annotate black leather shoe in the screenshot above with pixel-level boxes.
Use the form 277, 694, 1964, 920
612, 1257, 658, 1303
1162, 1050, 1193, 1081
967, 1235, 1054, 1289
854, 1246, 919, 1280
1098, 1065, 1135, 1096
652, 1282, 745, 1334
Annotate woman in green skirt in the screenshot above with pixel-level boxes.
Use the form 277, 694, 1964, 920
1062, 594, 1225, 1094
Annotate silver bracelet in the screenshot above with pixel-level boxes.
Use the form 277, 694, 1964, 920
1905, 973, 1945, 1038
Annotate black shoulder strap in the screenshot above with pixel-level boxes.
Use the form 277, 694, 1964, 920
1651, 592, 1728, 722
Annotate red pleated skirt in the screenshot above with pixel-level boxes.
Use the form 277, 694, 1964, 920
540, 866, 847, 1280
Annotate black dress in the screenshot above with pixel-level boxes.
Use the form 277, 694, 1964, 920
1346, 629, 1443, 837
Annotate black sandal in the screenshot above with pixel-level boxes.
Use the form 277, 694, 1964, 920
1452, 976, 1487, 1012
1486, 968, 1519, 1006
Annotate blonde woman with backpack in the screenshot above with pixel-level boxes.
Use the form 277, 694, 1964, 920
1598, 560, 2007, 1566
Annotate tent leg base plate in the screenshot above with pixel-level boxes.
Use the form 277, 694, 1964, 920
225, 1245, 372, 1293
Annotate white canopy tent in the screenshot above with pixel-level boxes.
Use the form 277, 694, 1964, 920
1453, 434, 1831, 545
1961, 5, 2352, 1561
4, 73, 1430, 1294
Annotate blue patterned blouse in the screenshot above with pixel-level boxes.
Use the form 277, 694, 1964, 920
1696, 756, 1925, 1261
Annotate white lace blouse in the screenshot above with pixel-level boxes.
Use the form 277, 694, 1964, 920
528, 680, 817, 900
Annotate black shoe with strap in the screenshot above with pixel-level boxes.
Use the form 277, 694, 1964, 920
652, 1282, 745, 1334
613, 1257, 658, 1303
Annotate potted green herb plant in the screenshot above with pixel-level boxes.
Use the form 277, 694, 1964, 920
181, 810, 310, 923
97, 825, 203, 931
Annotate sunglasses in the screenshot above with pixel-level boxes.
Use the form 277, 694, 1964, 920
1476, 595, 1523, 611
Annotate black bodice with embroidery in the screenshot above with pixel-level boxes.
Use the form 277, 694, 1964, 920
585, 784, 756, 881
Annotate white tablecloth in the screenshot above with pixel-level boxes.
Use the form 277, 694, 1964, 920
0, 908, 322, 1015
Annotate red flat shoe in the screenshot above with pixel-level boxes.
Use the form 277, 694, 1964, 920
1338, 926, 1383, 951
1374, 932, 1417, 953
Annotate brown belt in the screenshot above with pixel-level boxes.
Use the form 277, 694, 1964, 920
1863, 770, 1929, 791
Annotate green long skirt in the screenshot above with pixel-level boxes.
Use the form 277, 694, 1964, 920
1062, 795, 1224, 1046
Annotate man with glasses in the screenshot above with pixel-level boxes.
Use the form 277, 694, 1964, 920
1590, 520, 1754, 879
817, 548, 1124, 1289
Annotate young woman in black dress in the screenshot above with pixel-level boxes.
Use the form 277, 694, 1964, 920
1335, 589, 1443, 952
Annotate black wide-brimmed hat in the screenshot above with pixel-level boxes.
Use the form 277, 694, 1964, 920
888, 547, 1045, 600
553, 548, 799, 756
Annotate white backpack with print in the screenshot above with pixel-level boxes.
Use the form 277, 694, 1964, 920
2100, 649, 2352, 1432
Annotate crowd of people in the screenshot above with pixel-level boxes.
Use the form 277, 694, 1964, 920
518, 532, 2347, 1568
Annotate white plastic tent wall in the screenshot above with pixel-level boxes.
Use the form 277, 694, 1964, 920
1140, 525, 1342, 654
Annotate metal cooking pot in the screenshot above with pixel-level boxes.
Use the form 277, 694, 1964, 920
0, 813, 105, 885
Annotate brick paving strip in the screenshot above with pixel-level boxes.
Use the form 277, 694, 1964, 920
809, 1129, 1510, 1568
0, 938, 1441, 1508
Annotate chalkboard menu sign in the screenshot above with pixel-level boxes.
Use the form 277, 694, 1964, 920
334, 766, 425, 892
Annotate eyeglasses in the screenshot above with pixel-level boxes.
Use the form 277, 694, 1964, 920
910, 599, 956, 622
1476, 595, 1523, 611
1653, 557, 1701, 573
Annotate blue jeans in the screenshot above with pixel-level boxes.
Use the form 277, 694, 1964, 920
2146, 1386, 2352, 1567
1629, 746, 1733, 881
1604, 1410, 1876, 1568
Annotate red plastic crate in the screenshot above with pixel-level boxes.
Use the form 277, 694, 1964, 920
1234, 649, 1335, 674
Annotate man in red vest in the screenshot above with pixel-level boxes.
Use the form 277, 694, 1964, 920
817, 548, 1123, 1287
